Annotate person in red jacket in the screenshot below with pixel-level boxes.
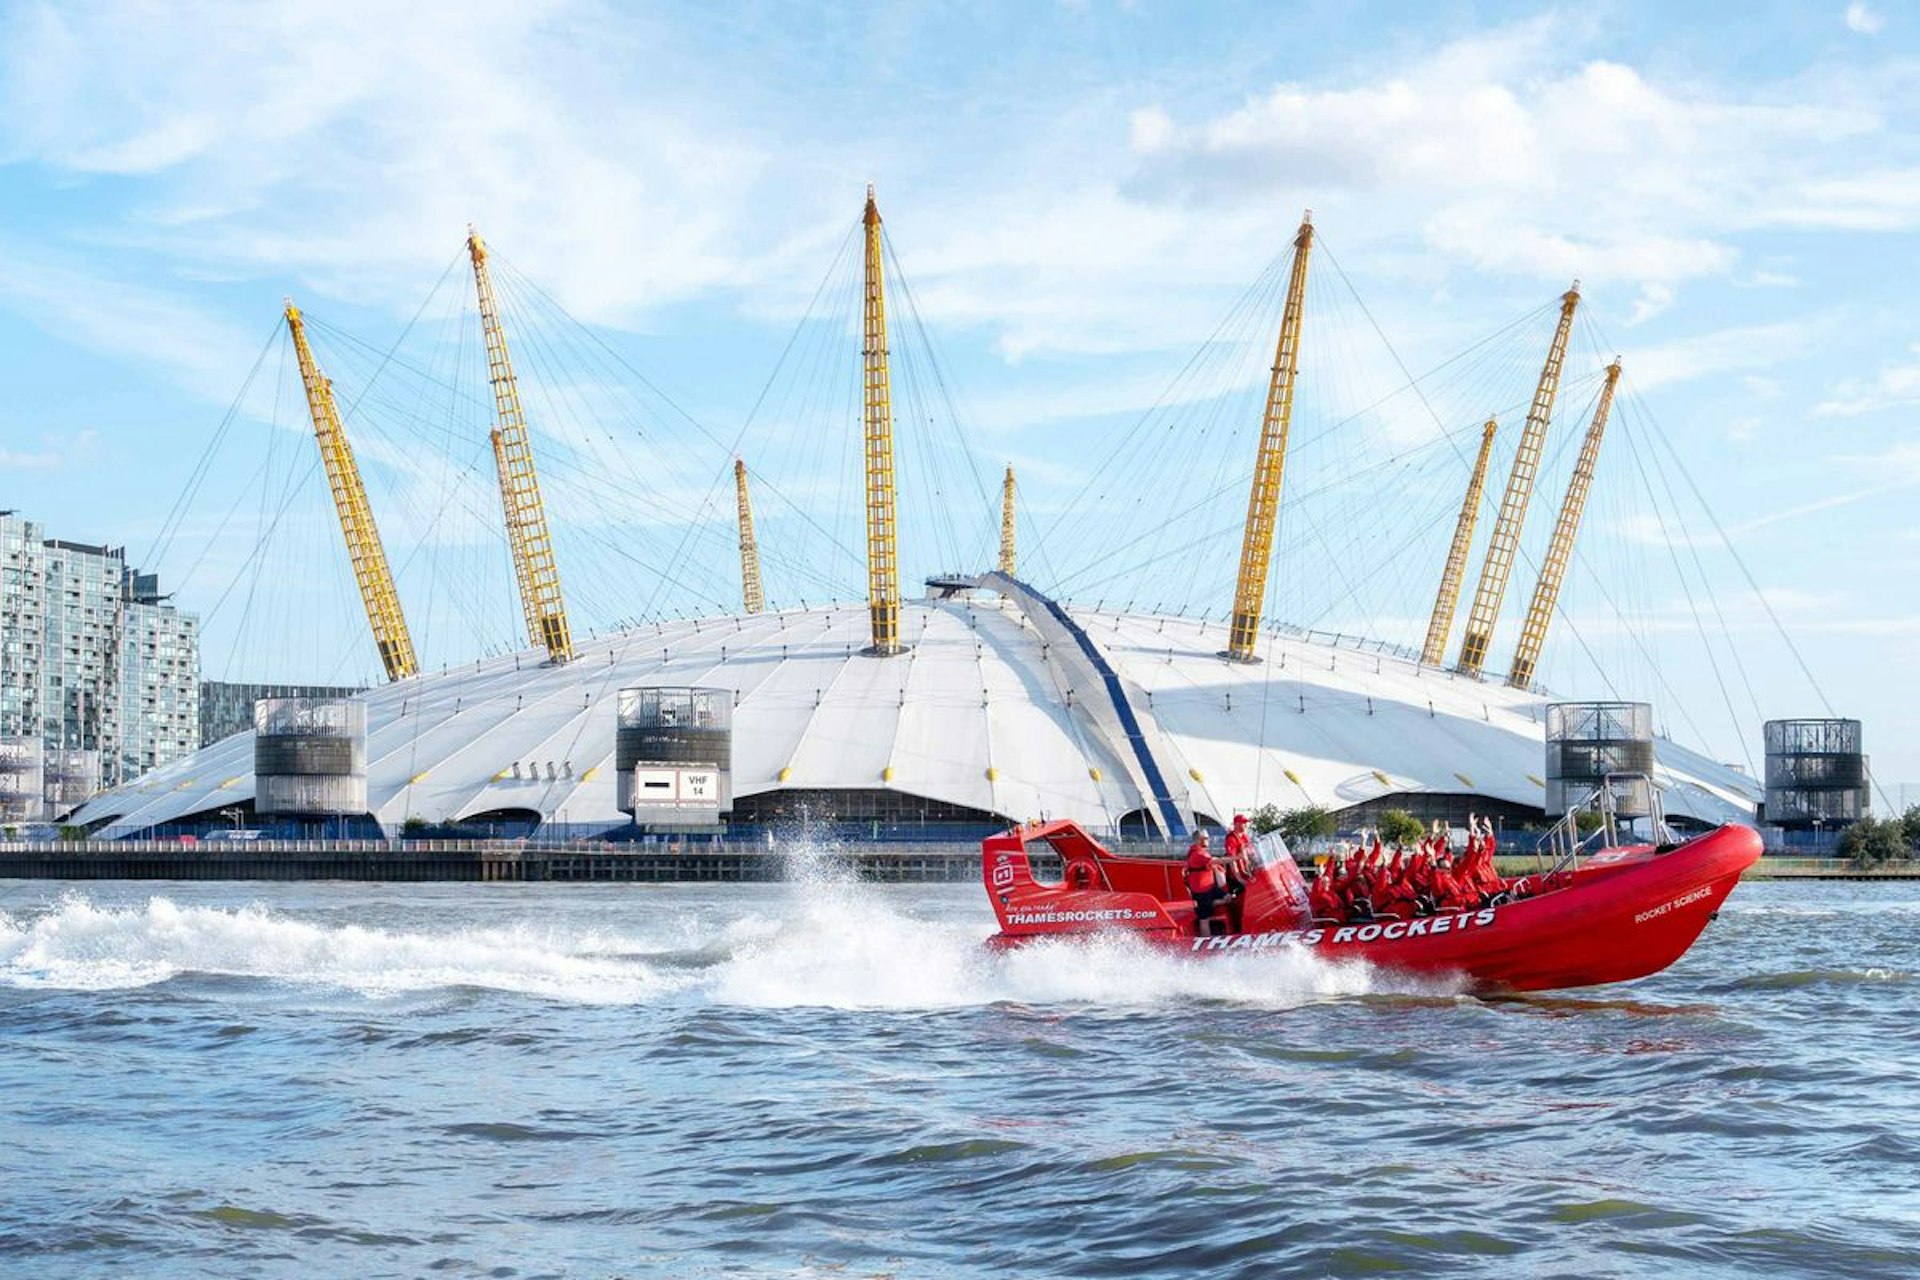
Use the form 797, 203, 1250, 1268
1442, 855, 1478, 911
1309, 856, 1341, 920
1406, 847, 1436, 914
1222, 814, 1256, 930
1183, 830, 1228, 936
1473, 815, 1504, 896
1223, 814, 1255, 880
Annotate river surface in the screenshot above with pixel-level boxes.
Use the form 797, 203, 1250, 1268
0, 868, 1914, 1279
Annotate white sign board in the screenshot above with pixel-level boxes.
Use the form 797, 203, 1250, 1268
630, 763, 723, 826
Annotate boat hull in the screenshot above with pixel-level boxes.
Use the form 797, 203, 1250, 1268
983, 822, 1761, 993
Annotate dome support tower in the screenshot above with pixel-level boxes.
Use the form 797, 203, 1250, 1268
1226, 212, 1313, 662
468, 225, 573, 665
998, 464, 1017, 577
735, 458, 764, 615
1421, 417, 1498, 667
285, 301, 417, 681
1508, 358, 1622, 689
861, 186, 904, 656
1456, 282, 1580, 678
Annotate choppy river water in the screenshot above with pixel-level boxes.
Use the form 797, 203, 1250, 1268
0, 870, 1914, 1278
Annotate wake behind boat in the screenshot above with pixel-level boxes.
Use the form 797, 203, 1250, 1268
982, 777, 1760, 992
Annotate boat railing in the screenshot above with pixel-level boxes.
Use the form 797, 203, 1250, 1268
1536, 772, 1672, 876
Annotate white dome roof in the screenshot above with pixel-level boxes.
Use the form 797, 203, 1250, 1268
74, 584, 1758, 836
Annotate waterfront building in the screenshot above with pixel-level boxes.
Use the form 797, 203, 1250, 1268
201, 681, 366, 748
0, 511, 199, 798
66, 589, 1760, 841
57, 206, 1789, 841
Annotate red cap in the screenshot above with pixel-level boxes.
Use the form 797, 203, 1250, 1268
1233, 813, 1248, 825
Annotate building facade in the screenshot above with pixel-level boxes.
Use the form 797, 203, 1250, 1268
0, 512, 200, 809
201, 681, 365, 748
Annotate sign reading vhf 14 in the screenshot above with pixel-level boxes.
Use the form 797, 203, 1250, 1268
630, 764, 722, 826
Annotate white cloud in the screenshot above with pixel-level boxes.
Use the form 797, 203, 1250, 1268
1125, 24, 1887, 298
1814, 344, 1920, 415
1730, 479, 1919, 535
1628, 283, 1677, 325
1619, 320, 1822, 392
0, 240, 267, 405
1846, 3, 1885, 36
0, 3, 1915, 466
0, 428, 99, 470
1833, 440, 1920, 480
0, 2, 788, 326
1765, 168, 1920, 231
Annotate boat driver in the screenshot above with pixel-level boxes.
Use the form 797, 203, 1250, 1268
1183, 830, 1228, 937
1222, 813, 1256, 930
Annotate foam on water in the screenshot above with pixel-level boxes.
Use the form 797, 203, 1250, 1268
708, 857, 1444, 1009
0, 866, 1442, 1009
0, 894, 679, 1002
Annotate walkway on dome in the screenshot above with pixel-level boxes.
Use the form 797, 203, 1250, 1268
963, 571, 1189, 840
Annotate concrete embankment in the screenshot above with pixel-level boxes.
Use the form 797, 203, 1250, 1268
0, 842, 1910, 883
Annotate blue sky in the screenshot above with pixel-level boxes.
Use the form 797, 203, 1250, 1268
1, 1, 1917, 798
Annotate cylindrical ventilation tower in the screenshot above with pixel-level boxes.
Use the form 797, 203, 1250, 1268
43, 748, 101, 818
0, 737, 45, 825
1545, 701, 1655, 817
254, 697, 368, 817
1763, 718, 1867, 829
616, 687, 732, 825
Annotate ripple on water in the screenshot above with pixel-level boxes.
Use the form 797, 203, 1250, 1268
0, 877, 1915, 1279
437, 1122, 602, 1144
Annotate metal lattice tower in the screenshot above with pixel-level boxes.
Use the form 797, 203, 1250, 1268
998, 464, 1017, 577
1455, 282, 1580, 678
861, 186, 903, 656
1507, 358, 1622, 689
1227, 212, 1314, 662
1420, 416, 1498, 667
735, 458, 764, 616
284, 301, 418, 682
468, 226, 572, 664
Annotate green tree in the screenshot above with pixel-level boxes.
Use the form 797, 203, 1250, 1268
1574, 810, 1607, 835
1376, 808, 1423, 847
1900, 805, 1920, 852
1839, 817, 1907, 867
1248, 803, 1284, 835
1276, 805, 1335, 844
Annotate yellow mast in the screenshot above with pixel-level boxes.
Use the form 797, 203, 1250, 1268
284, 301, 418, 682
1507, 358, 1622, 689
998, 464, 1017, 577
468, 225, 573, 664
1455, 282, 1580, 678
1226, 211, 1314, 662
1420, 417, 1498, 667
861, 185, 903, 655
735, 458, 764, 615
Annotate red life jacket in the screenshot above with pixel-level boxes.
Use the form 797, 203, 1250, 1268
1184, 847, 1218, 895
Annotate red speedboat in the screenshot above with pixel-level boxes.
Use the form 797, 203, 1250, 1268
982, 810, 1760, 992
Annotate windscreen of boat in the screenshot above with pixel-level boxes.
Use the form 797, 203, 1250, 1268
1250, 831, 1296, 871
